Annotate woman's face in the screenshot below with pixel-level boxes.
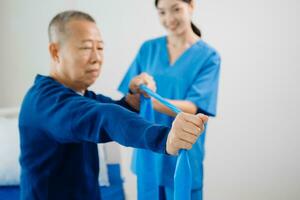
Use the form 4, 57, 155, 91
157, 0, 194, 36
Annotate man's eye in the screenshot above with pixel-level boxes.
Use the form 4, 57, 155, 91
80, 47, 92, 50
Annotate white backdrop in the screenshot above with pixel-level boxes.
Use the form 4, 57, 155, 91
0, 0, 299, 199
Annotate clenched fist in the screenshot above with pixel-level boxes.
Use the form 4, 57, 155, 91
166, 113, 208, 155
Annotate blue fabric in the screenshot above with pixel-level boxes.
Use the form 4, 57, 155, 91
174, 150, 192, 200
118, 36, 220, 195
100, 164, 125, 200
0, 186, 20, 200
135, 95, 158, 199
0, 164, 125, 200
19, 74, 171, 200
139, 86, 192, 200
139, 85, 181, 114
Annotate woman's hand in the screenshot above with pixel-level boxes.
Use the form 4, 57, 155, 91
129, 72, 156, 97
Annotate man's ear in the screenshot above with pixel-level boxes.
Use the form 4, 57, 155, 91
49, 43, 60, 63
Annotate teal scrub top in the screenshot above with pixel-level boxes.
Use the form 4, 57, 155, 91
118, 36, 221, 189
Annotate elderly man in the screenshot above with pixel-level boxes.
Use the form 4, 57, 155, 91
19, 10, 208, 200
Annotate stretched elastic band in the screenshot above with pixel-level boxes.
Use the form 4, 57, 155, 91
139, 84, 192, 200
139, 84, 181, 114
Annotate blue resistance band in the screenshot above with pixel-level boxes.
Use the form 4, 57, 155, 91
139, 84, 192, 200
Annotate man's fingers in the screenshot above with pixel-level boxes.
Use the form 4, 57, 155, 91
178, 112, 208, 128
180, 121, 202, 136
177, 131, 198, 144
172, 138, 193, 151
174, 138, 193, 150
197, 113, 209, 124
167, 108, 209, 155
178, 113, 202, 128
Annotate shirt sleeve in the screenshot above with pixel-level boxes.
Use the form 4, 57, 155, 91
70, 99, 169, 154
33, 89, 169, 154
185, 51, 221, 117
92, 92, 138, 113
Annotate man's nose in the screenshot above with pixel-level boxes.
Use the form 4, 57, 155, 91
90, 48, 102, 64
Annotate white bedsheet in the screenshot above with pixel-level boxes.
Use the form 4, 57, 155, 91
0, 117, 20, 185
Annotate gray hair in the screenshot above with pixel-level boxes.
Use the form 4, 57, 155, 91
48, 10, 96, 43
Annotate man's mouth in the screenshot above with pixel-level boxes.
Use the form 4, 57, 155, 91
86, 69, 99, 76
86, 68, 99, 73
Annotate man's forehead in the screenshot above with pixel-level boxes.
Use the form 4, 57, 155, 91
72, 22, 98, 31
65, 20, 102, 40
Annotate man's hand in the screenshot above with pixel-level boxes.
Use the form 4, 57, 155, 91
166, 113, 209, 155
129, 72, 156, 97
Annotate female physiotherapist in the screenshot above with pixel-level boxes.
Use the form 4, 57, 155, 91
119, 0, 221, 199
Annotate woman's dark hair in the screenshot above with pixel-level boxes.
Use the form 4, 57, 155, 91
155, 0, 201, 37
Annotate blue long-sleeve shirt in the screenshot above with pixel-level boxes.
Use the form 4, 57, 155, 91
19, 74, 170, 200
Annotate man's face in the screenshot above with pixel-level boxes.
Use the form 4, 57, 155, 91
57, 20, 104, 90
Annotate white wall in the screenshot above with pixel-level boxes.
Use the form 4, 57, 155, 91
0, 0, 299, 199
